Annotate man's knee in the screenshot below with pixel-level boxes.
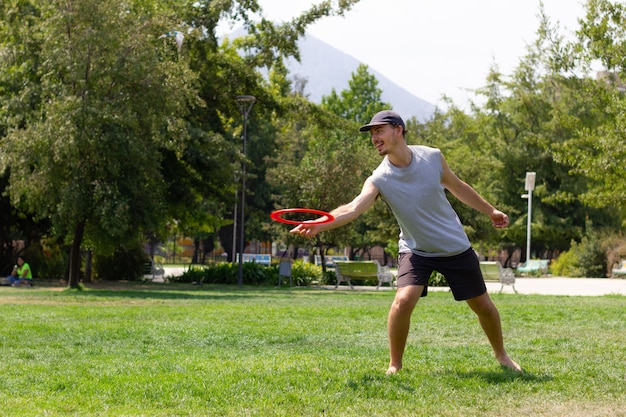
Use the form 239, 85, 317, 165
466, 293, 497, 316
392, 286, 422, 313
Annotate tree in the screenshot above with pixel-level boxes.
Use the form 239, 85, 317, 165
556, 0, 626, 219
0, 0, 197, 287
181, 0, 364, 261
267, 65, 394, 266
322, 64, 391, 125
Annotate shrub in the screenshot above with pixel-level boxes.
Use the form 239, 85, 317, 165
552, 233, 607, 278
551, 249, 584, 277
429, 270, 448, 287
174, 260, 324, 286
290, 260, 322, 286
176, 262, 278, 285
321, 270, 336, 285
603, 233, 626, 276
95, 246, 148, 281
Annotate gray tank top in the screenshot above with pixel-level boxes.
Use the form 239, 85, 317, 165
368, 145, 470, 257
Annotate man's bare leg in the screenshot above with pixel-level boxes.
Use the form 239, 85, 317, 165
386, 285, 423, 374
466, 292, 522, 372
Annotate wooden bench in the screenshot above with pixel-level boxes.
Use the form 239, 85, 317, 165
479, 261, 517, 293
612, 260, 626, 277
517, 259, 549, 275
334, 260, 395, 290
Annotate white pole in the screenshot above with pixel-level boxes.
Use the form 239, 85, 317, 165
526, 189, 532, 263
524, 172, 536, 263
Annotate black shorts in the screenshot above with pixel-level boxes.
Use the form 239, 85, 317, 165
396, 248, 487, 301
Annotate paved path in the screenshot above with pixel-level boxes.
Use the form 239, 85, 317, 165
317, 278, 626, 296
484, 277, 626, 296
163, 266, 625, 296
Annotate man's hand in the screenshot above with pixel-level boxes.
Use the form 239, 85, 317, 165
490, 210, 509, 228
290, 222, 322, 238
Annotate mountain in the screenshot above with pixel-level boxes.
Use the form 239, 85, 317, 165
284, 33, 436, 122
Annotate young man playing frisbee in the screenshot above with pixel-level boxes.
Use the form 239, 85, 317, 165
291, 110, 521, 374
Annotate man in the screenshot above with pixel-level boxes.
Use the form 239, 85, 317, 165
291, 110, 521, 374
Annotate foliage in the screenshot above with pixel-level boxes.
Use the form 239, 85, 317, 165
176, 262, 277, 285
0, 0, 362, 286
2, 0, 626, 283
603, 233, 626, 275
176, 259, 324, 286
550, 248, 584, 277
289, 259, 322, 286
429, 270, 448, 287
94, 246, 148, 281
551, 227, 607, 278
18, 239, 68, 280
321, 64, 391, 124
0, 0, 200, 287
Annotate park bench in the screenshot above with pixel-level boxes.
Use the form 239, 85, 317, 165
517, 259, 549, 275
314, 255, 349, 268
238, 254, 272, 266
479, 261, 517, 293
142, 260, 166, 282
612, 260, 626, 277
334, 260, 395, 290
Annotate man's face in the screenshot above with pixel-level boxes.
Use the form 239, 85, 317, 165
370, 124, 401, 156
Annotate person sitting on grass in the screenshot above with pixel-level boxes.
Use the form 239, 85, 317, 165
7, 256, 33, 287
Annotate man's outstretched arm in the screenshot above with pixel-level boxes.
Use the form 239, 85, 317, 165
290, 179, 380, 238
440, 155, 509, 229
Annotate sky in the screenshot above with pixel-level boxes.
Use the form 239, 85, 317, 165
221, 0, 590, 107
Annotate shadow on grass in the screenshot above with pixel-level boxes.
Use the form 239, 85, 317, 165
347, 372, 417, 399
350, 368, 553, 392
448, 368, 554, 384
54, 281, 327, 302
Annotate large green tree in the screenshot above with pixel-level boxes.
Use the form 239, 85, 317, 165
198, 0, 363, 260
322, 64, 391, 125
557, 0, 626, 219
0, 0, 197, 287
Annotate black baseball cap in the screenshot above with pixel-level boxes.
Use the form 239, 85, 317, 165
359, 110, 405, 132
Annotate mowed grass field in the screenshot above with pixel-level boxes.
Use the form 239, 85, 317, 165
0, 282, 624, 416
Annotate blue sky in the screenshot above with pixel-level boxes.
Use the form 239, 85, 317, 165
221, 1, 591, 108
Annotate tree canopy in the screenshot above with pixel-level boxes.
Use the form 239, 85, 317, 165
1, 0, 625, 281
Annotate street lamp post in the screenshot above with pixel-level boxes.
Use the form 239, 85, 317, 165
521, 172, 536, 264
235, 95, 256, 286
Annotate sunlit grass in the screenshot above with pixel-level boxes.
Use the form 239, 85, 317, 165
0, 283, 624, 416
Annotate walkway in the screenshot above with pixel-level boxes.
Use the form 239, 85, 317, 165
162, 266, 625, 296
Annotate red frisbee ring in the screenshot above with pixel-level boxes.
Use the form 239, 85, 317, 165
270, 208, 335, 225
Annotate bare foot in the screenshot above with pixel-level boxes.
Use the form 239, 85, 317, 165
386, 365, 402, 375
498, 356, 522, 372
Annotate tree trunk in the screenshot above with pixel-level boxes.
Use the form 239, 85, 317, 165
67, 219, 86, 289
192, 237, 199, 264
84, 248, 92, 283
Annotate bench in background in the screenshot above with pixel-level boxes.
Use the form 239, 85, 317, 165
143, 260, 166, 282
237, 254, 272, 266
612, 260, 626, 277
517, 259, 549, 275
479, 261, 517, 293
314, 255, 349, 268
334, 260, 395, 290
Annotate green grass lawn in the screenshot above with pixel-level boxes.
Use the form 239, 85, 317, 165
0, 282, 624, 416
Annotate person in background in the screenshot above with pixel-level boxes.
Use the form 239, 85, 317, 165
7, 256, 33, 287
